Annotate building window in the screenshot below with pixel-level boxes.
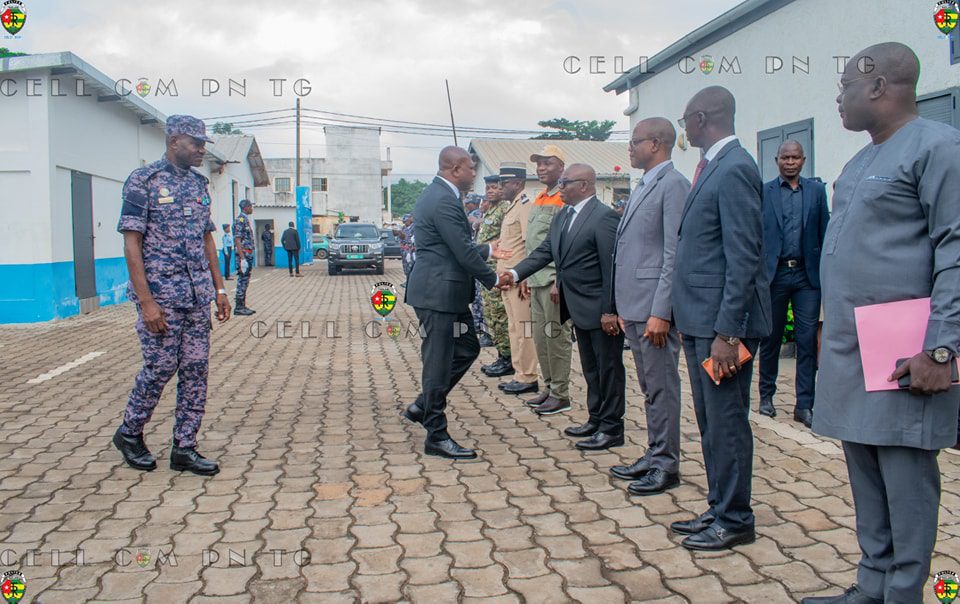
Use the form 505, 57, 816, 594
951, 28, 959, 65
917, 88, 959, 128
312, 177, 328, 192
232, 180, 239, 205
245, 186, 251, 200
756, 118, 815, 183
275, 177, 291, 193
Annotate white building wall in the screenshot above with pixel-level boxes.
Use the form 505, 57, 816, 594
323, 126, 383, 223
625, 0, 960, 189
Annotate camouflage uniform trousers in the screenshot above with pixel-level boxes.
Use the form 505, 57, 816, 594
471, 280, 485, 335
235, 254, 253, 302
120, 303, 212, 448
481, 282, 511, 359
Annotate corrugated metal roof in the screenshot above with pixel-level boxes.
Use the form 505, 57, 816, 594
469, 139, 630, 178
209, 134, 270, 187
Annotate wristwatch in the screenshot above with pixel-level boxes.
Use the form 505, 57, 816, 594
217, 288, 227, 296
720, 335, 741, 346
926, 347, 953, 364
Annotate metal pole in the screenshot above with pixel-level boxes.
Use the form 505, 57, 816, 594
445, 79, 458, 146
386, 147, 392, 219
295, 98, 301, 188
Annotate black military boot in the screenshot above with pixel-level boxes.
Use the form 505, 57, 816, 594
170, 445, 220, 476
234, 298, 255, 316
112, 427, 157, 471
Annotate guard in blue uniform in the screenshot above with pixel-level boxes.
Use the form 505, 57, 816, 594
233, 200, 256, 316
114, 115, 230, 476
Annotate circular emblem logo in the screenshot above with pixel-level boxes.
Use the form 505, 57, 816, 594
935, 0, 959, 34
386, 319, 402, 339
0, 570, 25, 604
1, 1, 26, 36
699, 55, 715, 75
935, 571, 960, 604
136, 550, 152, 568
370, 281, 398, 318
136, 78, 151, 98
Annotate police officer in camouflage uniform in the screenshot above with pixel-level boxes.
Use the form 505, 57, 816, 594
477, 174, 514, 378
113, 115, 228, 477
233, 200, 256, 316
465, 193, 488, 342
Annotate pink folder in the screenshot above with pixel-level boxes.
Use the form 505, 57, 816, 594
854, 297, 960, 392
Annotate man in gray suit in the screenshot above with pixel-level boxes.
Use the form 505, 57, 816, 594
607, 118, 689, 496
803, 43, 960, 604
670, 86, 771, 551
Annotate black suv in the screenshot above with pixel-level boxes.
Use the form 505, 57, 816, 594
327, 223, 385, 275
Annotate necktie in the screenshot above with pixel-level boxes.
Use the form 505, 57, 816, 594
559, 206, 573, 248
691, 158, 708, 189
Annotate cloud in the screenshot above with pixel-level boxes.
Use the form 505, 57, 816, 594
17, 0, 742, 178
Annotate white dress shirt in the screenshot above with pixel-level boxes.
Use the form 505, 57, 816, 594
704, 135, 739, 162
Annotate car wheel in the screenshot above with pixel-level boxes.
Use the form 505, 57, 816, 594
317, 249, 328, 259
375, 263, 385, 275
327, 263, 339, 276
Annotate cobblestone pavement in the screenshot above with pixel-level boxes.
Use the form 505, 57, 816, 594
1, 261, 958, 603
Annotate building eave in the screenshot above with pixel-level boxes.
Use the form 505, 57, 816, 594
602, 0, 798, 95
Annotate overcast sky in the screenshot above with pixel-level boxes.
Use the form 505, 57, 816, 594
15, 0, 743, 180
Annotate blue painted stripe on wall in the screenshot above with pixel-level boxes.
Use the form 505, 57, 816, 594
0, 257, 129, 324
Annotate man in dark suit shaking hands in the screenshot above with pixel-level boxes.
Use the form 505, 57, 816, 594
499, 164, 626, 451
404, 147, 511, 460
670, 86, 771, 551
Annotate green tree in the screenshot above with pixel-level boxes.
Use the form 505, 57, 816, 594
211, 121, 243, 134
388, 178, 428, 219
533, 118, 616, 141
0, 48, 28, 58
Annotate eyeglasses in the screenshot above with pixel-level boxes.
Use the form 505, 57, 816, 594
557, 178, 587, 188
629, 137, 657, 147
837, 75, 876, 94
677, 111, 705, 129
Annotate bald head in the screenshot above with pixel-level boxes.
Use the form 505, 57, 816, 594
683, 86, 736, 149
849, 42, 920, 94
839, 42, 921, 140
437, 146, 477, 192
439, 146, 471, 171
778, 139, 804, 157
636, 117, 677, 149
630, 117, 676, 170
558, 163, 596, 205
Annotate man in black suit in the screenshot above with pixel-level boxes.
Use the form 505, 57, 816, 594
499, 164, 625, 451
670, 86, 771, 551
403, 147, 511, 460
757, 141, 829, 428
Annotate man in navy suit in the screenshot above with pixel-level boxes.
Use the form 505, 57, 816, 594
757, 141, 829, 428
670, 86, 771, 551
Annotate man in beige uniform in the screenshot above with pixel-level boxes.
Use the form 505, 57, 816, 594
496, 163, 539, 395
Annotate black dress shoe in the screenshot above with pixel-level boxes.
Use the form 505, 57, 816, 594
112, 428, 157, 471
800, 584, 883, 604
234, 306, 255, 316
564, 422, 599, 437
402, 402, 424, 424
170, 446, 220, 476
794, 408, 813, 429
610, 455, 651, 480
534, 397, 571, 415
758, 397, 776, 418
627, 468, 680, 496
481, 357, 504, 373
502, 380, 538, 395
424, 438, 477, 460
681, 523, 755, 551
484, 359, 515, 378
525, 392, 549, 407
498, 380, 520, 390
575, 432, 624, 451
670, 511, 715, 535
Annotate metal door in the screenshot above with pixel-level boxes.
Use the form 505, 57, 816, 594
71, 171, 97, 305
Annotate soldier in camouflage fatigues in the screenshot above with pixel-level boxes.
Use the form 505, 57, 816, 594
476, 175, 513, 376
233, 200, 256, 315
114, 115, 228, 477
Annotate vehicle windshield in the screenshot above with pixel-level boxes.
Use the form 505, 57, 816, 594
335, 225, 380, 239
380, 230, 398, 240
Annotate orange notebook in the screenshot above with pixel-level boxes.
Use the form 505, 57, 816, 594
701, 343, 753, 385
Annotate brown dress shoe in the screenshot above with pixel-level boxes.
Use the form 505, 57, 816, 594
535, 397, 572, 415
525, 392, 549, 407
